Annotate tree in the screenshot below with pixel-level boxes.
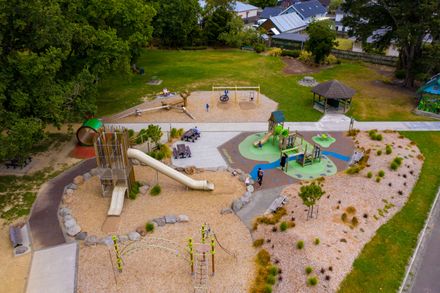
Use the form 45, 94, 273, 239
150, 0, 201, 47
146, 125, 163, 145
249, 0, 277, 9
218, 15, 261, 48
305, 20, 337, 64
328, 0, 343, 13
298, 182, 325, 220
0, 0, 155, 161
203, 5, 234, 45
341, 0, 440, 87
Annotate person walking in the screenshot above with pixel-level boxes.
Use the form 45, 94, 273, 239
280, 153, 288, 171
257, 168, 264, 188
258, 141, 262, 150
205, 103, 210, 112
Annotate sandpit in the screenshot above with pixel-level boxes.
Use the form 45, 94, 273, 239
68, 166, 255, 292
104, 91, 278, 123
252, 131, 423, 292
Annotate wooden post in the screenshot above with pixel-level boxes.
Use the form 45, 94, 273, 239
235, 86, 238, 104
257, 86, 260, 105
210, 238, 215, 275
188, 238, 194, 275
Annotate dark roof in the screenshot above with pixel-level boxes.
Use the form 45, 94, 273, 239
260, 7, 283, 19
272, 32, 309, 42
270, 111, 285, 123
292, 0, 327, 19
312, 80, 356, 99
318, 0, 330, 7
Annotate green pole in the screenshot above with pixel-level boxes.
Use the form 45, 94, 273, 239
112, 235, 123, 273
210, 238, 215, 275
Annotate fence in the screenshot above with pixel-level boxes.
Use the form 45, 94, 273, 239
331, 49, 398, 66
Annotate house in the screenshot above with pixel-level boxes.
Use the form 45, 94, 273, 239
351, 29, 399, 57
233, 1, 259, 23
261, 12, 308, 35
334, 7, 349, 33
260, 7, 284, 20
198, 1, 259, 23
280, 0, 327, 23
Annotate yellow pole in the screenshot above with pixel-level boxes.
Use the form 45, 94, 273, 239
210, 238, 215, 275
188, 238, 194, 275
112, 235, 123, 272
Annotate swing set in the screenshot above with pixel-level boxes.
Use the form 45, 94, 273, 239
211, 85, 260, 107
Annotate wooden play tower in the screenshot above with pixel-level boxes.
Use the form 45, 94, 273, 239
93, 129, 136, 197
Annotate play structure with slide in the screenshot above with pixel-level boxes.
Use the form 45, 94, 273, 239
93, 129, 214, 216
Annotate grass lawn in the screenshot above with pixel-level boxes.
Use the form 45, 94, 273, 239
339, 131, 440, 292
97, 49, 427, 121
336, 38, 353, 51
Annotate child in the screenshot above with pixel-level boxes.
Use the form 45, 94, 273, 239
257, 168, 264, 187
205, 103, 210, 112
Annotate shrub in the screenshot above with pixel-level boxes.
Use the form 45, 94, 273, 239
346, 206, 356, 214
263, 285, 272, 293
298, 50, 313, 64
307, 277, 318, 286
268, 266, 278, 276
145, 222, 155, 232
254, 43, 266, 53
351, 216, 359, 227
395, 69, 406, 79
281, 49, 300, 58
378, 170, 385, 177
376, 150, 382, 156
129, 181, 141, 199
390, 157, 403, 170
280, 221, 288, 231
266, 275, 276, 285
296, 240, 304, 249
305, 266, 313, 274
346, 165, 360, 174
150, 184, 161, 196
170, 128, 178, 139
341, 213, 348, 222
253, 239, 265, 247
324, 54, 338, 65
347, 128, 360, 137
314, 238, 320, 245
182, 46, 208, 50
267, 47, 282, 56
254, 207, 287, 229
257, 249, 271, 266
367, 171, 373, 178
128, 129, 135, 138
390, 162, 399, 170
368, 130, 383, 141
376, 177, 381, 183
386, 145, 392, 154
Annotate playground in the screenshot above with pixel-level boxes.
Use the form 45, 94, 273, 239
105, 90, 278, 123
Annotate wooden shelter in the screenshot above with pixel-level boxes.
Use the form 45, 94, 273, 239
312, 80, 355, 113
268, 111, 285, 131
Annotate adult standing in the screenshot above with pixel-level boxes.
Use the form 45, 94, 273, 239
257, 168, 264, 188
280, 153, 288, 171
205, 103, 210, 112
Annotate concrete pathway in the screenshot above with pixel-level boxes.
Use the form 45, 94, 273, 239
236, 185, 287, 230
172, 132, 240, 169
26, 242, 77, 293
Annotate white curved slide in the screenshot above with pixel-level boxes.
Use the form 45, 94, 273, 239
127, 148, 215, 191
108, 185, 127, 216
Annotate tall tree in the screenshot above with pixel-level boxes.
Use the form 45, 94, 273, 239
248, 0, 277, 9
203, 5, 234, 45
305, 20, 337, 64
150, 0, 201, 47
0, 0, 155, 161
342, 0, 440, 87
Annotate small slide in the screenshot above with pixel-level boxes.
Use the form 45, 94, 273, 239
127, 148, 215, 191
108, 185, 127, 216
253, 131, 273, 147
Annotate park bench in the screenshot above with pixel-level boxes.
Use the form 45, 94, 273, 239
9, 226, 23, 248
265, 196, 288, 215
173, 144, 191, 159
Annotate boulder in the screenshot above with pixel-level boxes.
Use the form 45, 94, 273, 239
139, 185, 150, 195
175, 167, 185, 172
62, 194, 73, 204
231, 199, 243, 213
246, 185, 255, 193
64, 218, 77, 229
220, 208, 233, 215
226, 167, 234, 173
67, 183, 78, 190
136, 226, 147, 237
177, 215, 189, 223
128, 231, 141, 241
66, 224, 81, 237
100, 236, 114, 246
15, 246, 28, 255
89, 168, 99, 176
73, 175, 84, 185
64, 214, 74, 222
118, 235, 129, 243
75, 231, 88, 241
184, 167, 196, 175
239, 174, 247, 182
85, 235, 99, 246
83, 172, 92, 181
59, 207, 71, 217
153, 217, 166, 227
165, 215, 177, 224
236, 169, 244, 175
241, 192, 252, 204
65, 188, 74, 196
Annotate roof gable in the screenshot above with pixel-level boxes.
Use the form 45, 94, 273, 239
270, 111, 285, 123
292, 0, 327, 19
234, 1, 258, 12
269, 12, 307, 32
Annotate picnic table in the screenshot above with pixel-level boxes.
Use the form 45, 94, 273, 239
181, 128, 200, 142
173, 144, 192, 159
